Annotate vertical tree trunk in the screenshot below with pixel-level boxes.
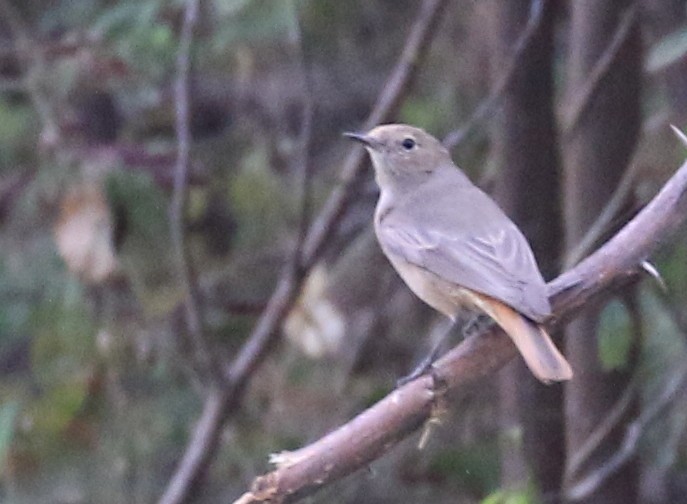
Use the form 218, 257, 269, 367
563, 1, 642, 503
491, 1, 565, 500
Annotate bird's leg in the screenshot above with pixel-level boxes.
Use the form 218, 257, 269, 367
396, 318, 457, 387
461, 313, 494, 338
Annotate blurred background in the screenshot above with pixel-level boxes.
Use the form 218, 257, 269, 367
2, 0, 687, 503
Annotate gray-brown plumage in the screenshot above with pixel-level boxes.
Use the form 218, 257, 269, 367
345, 124, 572, 383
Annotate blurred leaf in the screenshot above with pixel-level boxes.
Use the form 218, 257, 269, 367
0, 100, 37, 169
214, 0, 254, 16
28, 378, 89, 437
399, 95, 450, 134
213, 0, 293, 49
646, 27, 687, 73
284, 266, 345, 359
658, 242, 687, 297
638, 287, 687, 470
30, 293, 96, 386
92, 0, 162, 37
106, 171, 169, 241
0, 401, 20, 474
229, 145, 293, 249
429, 440, 500, 495
640, 287, 686, 375
482, 486, 538, 504
597, 299, 634, 371
38, 0, 101, 31
106, 171, 182, 316
94, 0, 174, 79
54, 183, 118, 283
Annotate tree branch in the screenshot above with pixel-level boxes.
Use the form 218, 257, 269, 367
225, 0, 449, 401
168, 0, 221, 385
158, 389, 230, 504
235, 153, 687, 504
563, 360, 687, 501
560, 3, 638, 136
562, 161, 640, 268
286, 0, 315, 266
157, 1, 449, 502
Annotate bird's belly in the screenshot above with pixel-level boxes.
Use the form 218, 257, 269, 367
387, 256, 485, 320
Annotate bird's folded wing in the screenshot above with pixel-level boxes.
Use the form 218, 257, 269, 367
377, 217, 551, 322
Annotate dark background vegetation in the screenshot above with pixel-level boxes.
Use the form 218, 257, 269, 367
2, 0, 687, 503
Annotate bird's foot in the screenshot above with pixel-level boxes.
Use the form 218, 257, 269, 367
396, 357, 436, 387
461, 314, 494, 338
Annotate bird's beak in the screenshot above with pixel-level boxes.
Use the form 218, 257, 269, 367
343, 131, 377, 149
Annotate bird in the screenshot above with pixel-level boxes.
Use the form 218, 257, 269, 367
345, 124, 572, 383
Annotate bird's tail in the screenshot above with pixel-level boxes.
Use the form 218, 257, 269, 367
480, 296, 573, 383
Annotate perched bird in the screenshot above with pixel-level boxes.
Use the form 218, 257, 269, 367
345, 124, 572, 383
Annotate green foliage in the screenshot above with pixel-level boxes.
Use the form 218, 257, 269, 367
106, 170, 170, 246
0, 99, 36, 169
597, 299, 634, 371
659, 242, 687, 294
0, 401, 20, 475
211, 0, 295, 53
30, 293, 96, 385
27, 379, 90, 439
106, 170, 182, 316
94, 0, 175, 80
428, 440, 500, 496
229, 144, 294, 250
37, 0, 103, 31
482, 486, 538, 504
399, 95, 451, 135
637, 287, 687, 472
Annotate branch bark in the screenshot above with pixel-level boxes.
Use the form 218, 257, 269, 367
235, 153, 687, 504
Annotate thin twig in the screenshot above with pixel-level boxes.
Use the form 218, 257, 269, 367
442, 0, 544, 150
561, 3, 638, 136
564, 376, 639, 482
563, 293, 644, 487
564, 116, 683, 272
158, 2, 449, 503
563, 161, 640, 268
286, 0, 315, 269
169, 0, 221, 385
237, 152, 687, 503
226, 0, 449, 392
158, 390, 229, 504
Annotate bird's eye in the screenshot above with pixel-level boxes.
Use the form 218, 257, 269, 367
401, 138, 416, 150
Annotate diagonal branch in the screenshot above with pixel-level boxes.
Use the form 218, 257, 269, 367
157, 2, 449, 503
235, 152, 687, 504
560, 3, 638, 136
225, 0, 449, 399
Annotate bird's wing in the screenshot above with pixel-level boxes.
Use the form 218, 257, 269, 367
377, 202, 551, 322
